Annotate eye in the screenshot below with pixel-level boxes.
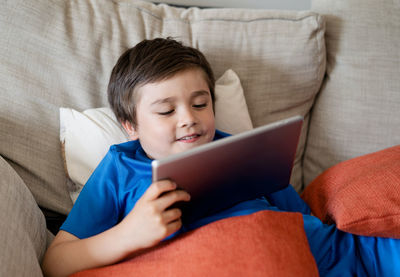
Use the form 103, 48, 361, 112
158, 110, 174, 116
193, 103, 207, 109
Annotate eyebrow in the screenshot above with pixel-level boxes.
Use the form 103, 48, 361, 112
150, 97, 174, 106
191, 90, 210, 99
150, 90, 210, 106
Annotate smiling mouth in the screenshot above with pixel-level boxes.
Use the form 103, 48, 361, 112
177, 134, 201, 142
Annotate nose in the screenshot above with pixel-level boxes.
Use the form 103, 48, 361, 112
178, 107, 197, 128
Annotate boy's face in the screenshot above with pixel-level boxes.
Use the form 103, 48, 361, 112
123, 68, 215, 160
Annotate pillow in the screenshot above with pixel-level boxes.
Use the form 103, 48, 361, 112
304, 0, 400, 186
302, 145, 400, 238
214, 69, 253, 135
60, 69, 253, 203
0, 156, 49, 276
71, 210, 318, 277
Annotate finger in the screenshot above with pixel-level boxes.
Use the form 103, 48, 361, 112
165, 219, 183, 237
142, 180, 177, 201
162, 208, 182, 224
156, 190, 190, 211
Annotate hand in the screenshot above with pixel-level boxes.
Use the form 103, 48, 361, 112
118, 180, 190, 251
42, 181, 189, 277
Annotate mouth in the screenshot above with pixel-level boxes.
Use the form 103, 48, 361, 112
177, 133, 201, 143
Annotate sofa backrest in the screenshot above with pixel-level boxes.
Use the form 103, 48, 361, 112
0, 0, 325, 214
304, 0, 400, 185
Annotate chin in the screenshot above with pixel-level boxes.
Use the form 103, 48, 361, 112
176, 142, 202, 152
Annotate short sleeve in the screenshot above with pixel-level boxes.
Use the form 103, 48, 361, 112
60, 150, 120, 239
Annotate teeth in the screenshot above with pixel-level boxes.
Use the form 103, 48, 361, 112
180, 135, 197, 140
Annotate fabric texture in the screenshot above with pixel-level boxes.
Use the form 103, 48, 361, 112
302, 145, 400, 238
213, 69, 253, 134
304, 0, 400, 185
60, 69, 253, 202
71, 210, 318, 277
301, 211, 400, 276
0, 155, 48, 277
1, 0, 326, 215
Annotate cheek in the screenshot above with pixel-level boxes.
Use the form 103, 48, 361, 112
207, 118, 215, 131
206, 109, 216, 127
204, 112, 216, 137
149, 119, 175, 140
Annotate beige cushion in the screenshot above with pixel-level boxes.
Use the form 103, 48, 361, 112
214, 69, 253, 135
304, 0, 400, 185
0, 1, 325, 213
0, 156, 48, 277
60, 69, 253, 203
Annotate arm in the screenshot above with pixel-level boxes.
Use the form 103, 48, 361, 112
42, 180, 190, 277
265, 185, 311, 215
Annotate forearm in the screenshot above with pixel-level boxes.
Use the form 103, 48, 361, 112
42, 225, 139, 277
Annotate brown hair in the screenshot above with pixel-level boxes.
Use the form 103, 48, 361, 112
107, 38, 215, 126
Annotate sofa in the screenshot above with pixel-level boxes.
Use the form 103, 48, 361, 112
1, 0, 399, 276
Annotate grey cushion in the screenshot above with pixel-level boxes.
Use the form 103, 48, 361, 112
0, 155, 49, 277
304, 0, 400, 185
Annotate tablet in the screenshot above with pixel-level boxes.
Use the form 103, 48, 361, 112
152, 115, 303, 224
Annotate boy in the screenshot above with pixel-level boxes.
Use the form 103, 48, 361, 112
42, 38, 400, 277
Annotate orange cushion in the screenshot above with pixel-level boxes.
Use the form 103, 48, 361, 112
302, 145, 400, 238
71, 210, 318, 277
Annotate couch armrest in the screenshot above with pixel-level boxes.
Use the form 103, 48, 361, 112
0, 155, 49, 277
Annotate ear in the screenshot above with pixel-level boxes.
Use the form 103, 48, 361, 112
121, 121, 139, 140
